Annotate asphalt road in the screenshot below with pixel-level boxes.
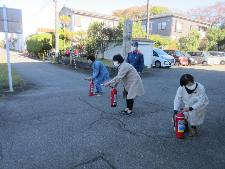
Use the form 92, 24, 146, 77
0, 50, 225, 169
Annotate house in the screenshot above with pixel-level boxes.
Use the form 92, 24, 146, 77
142, 13, 211, 39
59, 7, 119, 32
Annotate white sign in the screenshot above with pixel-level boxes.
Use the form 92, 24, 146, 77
0, 6, 23, 92
0, 7, 23, 33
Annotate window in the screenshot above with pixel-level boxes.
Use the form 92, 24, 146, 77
158, 22, 167, 30
150, 22, 153, 30
199, 26, 207, 32
153, 51, 158, 57
175, 21, 183, 33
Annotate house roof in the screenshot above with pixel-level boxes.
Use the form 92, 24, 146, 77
61, 7, 119, 21
142, 13, 211, 26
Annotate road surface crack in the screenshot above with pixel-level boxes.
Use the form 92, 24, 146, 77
71, 154, 116, 169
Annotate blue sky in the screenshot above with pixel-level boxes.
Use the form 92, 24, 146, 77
0, 0, 223, 37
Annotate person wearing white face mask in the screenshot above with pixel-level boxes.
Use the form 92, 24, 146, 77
104, 54, 144, 115
127, 41, 144, 74
174, 74, 209, 137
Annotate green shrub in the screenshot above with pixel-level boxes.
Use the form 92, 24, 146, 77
26, 33, 53, 58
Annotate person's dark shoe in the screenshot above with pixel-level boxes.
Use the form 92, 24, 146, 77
189, 128, 198, 137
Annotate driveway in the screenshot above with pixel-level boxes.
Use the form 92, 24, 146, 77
0, 50, 225, 169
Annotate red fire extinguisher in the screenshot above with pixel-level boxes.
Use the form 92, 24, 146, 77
110, 87, 117, 107
175, 113, 185, 139
89, 80, 94, 96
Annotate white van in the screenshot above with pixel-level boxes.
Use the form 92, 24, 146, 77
152, 48, 175, 68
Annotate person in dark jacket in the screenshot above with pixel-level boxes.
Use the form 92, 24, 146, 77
127, 41, 144, 73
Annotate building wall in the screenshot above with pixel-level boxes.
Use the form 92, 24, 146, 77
150, 16, 173, 37
142, 15, 210, 39
171, 17, 209, 40
60, 7, 118, 32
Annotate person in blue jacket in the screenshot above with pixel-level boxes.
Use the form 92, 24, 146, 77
127, 41, 144, 73
87, 55, 109, 96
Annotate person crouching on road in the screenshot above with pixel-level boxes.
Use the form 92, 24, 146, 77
86, 55, 109, 96
104, 54, 144, 115
174, 74, 209, 136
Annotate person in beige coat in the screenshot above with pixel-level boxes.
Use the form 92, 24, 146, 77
104, 54, 144, 115
174, 74, 209, 136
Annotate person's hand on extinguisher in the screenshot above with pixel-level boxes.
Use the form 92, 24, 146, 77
85, 77, 93, 81
181, 107, 194, 112
103, 79, 120, 87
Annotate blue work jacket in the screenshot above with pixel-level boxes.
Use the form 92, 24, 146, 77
92, 61, 109, 82
127, 50, 144, 72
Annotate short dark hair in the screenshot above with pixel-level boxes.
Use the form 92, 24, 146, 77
132, 41, 138, 47
87, 54, 95, 62
113, 54, 124, 63
180, 74, 194, 86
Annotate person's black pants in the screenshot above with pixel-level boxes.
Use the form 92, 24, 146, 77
124, 89, 134, 110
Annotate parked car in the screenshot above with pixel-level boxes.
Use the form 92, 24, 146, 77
188, 51, 225, 65
152, 48, 175, 68
164, 50, 189, 66
208, 51, 225, 65
182, 52, 195, 65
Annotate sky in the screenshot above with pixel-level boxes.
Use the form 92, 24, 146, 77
0, 0, 223, 38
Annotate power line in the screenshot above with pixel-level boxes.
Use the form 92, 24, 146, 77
23, 0, 51, 23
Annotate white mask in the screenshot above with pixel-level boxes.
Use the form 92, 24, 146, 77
131, 46, 138, 52
87, 59, 92, 64
185, 82, 196, 90
113, 61, 120, 67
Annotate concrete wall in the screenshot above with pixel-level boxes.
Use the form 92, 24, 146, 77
101, 44, 123, 60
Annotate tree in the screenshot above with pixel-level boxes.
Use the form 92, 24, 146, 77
178, 30, 201, 52
59, 15, 72, 50
150, 6, 170, 15
132, 21, 146, 38
86, 22, 122, 58
150, 34, 177, 49
59, 15, 70, 26
113, 5, 170, 19
73, 31, 87, 56
188, 2, 225, 25
26, 33, 53, 59
59, 28, 72, 50
206, 27, 225, 51
199, 38, 209, 51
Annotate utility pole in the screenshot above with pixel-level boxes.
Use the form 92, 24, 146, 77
54, 0, 59, 61
146, 0, 150, 39
122, 19, 133, 60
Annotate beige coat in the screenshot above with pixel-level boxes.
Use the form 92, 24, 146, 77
174, 82, 209, 126
110, 62, 144, 99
